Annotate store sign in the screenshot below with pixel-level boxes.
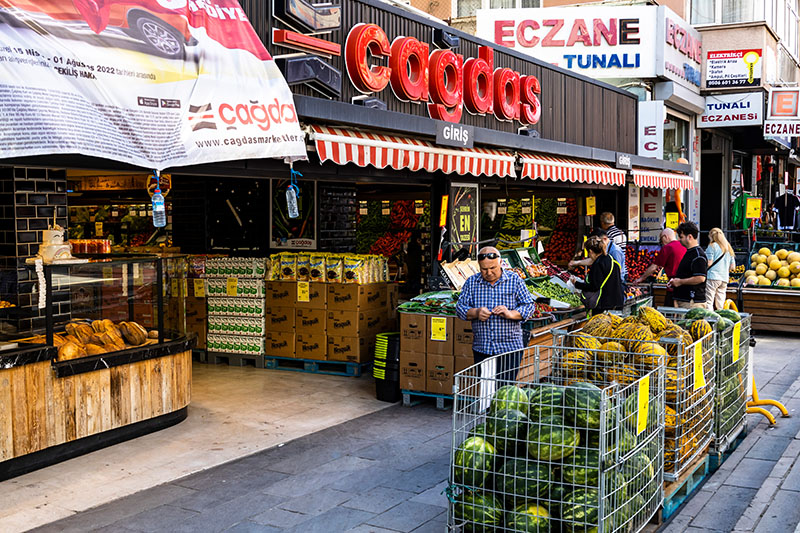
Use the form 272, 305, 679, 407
706, 49, 762, 88
436, 122, 474, 148
638, 100, 664, 158
697, 93, 763, 128
477, 6, 700, 90
345, 23, 541, 125
640, 188, 663, 244
765, 88, 800, 136
615, 152, 633, 170
0, 0, 306, 169
449, 184, 478, 258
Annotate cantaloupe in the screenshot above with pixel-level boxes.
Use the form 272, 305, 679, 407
792, 278, 800, 287
756, 264, 768, 275
746, 275, 759, 285
744, 270, 756, 279
755, 254, 767, 264
758, 276, 772, 285
759, 247, 773, 257
788, 252, 800, 264
766, 270, 777, 281
777, 249, 790, 260
791, 262, 800, 275
779, 266, 791, 278
770, 260, 783, 271
777, 278, 791, 287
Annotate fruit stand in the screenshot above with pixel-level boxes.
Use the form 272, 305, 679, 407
738, 245, 800, 333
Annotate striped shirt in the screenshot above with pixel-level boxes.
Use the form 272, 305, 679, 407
606, 224, 627, 253
456, 270, 537, 355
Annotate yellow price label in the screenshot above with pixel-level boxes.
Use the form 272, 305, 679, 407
732, 322, 741, 362
297, 281, 310, 303
94, 221, 104, 237
193, 279, 205, 298
531, 195, 535, 221
170, 279, 178, 295
745, 197, 762, 219
666, 212, 679, 229
586, 196, 596, 216
226, 277, 238, 296
693, 343, 706, 390
102, 266, 113, 285
430, 316, 448, 341
637, 375, 650, 435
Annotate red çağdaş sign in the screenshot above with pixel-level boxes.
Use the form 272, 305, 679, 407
344, 23, 542, 125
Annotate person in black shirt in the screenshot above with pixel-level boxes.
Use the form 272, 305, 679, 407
667, 221, 708, 309
570, 236, 624, 313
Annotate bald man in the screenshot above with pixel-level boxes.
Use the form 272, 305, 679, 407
456, 247, 537, 382
634, 228, 687, 307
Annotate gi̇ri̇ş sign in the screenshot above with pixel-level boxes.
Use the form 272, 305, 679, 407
697, 93, 763, 128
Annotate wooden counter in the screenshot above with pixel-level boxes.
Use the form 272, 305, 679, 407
0, 337, 194, 480
740, 287, 800, 333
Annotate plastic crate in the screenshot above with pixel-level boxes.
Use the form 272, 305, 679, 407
448, 341, 664, 533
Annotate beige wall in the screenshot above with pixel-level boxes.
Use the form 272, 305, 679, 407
698, 23, 778, 90
409, 0, 452, 21
540, 0, 687, 19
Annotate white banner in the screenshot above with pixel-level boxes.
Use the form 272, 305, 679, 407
0, 0, 306, 169
638, 100, 664, 158
697, 92, 763, 128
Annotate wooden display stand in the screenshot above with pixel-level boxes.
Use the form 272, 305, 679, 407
740, 287, 800, 333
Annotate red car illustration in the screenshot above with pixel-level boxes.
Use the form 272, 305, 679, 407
0, 0, 196, 59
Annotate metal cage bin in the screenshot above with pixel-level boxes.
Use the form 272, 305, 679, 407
448, 341, 665, 533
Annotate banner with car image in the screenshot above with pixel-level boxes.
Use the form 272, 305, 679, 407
0, 0, 306, 169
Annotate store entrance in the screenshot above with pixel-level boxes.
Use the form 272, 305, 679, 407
701, 154, 724, 243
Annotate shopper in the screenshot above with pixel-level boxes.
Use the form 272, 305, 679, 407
633, 228, 686, 306
668, 221, 708, 309
705, 227, 736, 310
455, 246, 537, 383
599, 212, 627, 253
570, 236, 624, 313
568, 228, 627, 281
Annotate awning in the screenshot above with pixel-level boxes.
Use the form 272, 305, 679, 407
310, 125, 516, 178
632, 168, 695, 190
519, 153, 627, 186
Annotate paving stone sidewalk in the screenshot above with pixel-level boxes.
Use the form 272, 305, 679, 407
28, 402, 453, 533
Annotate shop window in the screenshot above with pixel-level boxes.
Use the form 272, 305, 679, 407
691, 0, 778, 29
454, 0, 540, 18
663, 115, 690, 163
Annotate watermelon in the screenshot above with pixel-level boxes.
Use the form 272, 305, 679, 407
486, 408, 529, 455
685, 307, 718, 321
561, 447, 600, 487
454, 436, 496, 487
561, 488, 600, 532
527, 384, 565, 421
490, 385, 529, 416
506, 501, 551, 533
564, 382, 607, 430
469, 423, 488, 440
454, 489, 503, 531
528, 415, 580, 461
715, 317, 734, 332
497, 458, 552, 501
623, 450, 656, 489
715, 309, 741, 323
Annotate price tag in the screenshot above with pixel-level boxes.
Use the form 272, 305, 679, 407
746, 197, 762, 219
102, 266, 113, 285
586, 196, 597, 216
359, 200, 368, 216
170, 278, 179, 295
637, 375, 650, 435
521, 198, 532, 215
732, 322, 741, 362
439, 195, 449, 227
193, 279, 205, 298
531, 195, 535, 221
430, 316, 448, 341
414, 199, 424, 215
226, 277, 238, 296
666, 212, 679, 229
94, 221, 103, 237
381, 200, 391, 215
693, 343, 707, 390
133, 263, 143, 286
497, 198, 507, 215
297, 281, 310, 303
557, 197, 568, 215
138, 210, 146, 217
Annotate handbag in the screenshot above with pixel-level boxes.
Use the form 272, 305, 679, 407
580, 259, 620, 310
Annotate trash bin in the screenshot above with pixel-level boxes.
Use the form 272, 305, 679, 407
374, 332, 401, 403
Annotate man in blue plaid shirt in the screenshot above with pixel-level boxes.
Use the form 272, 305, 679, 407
456, 247, 537, 382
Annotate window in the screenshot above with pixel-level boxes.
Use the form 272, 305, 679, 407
663, 115, 690, 163
454, 0, 540, 18
691, 0, 778, 28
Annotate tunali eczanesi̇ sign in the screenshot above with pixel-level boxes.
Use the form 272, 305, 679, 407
0, 0, 306, 169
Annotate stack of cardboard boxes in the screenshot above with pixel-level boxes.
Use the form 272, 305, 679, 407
398, 313, 474, 395
264, 282, 399, 363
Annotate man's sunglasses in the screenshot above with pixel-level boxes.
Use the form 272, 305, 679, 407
478, 253, 499, 260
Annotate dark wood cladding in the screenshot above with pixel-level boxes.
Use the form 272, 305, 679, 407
242, 0, 636, 154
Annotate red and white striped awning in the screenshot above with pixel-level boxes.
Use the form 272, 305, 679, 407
632, 168, 694, 190
519, 153, 627, 186
310, 125, 516, 178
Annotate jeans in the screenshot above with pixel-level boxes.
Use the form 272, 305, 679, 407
473, 349, 522, 384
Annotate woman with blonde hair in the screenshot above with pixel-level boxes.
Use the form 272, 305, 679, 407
704, 228, 735, 310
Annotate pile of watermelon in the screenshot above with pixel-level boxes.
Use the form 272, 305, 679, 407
452, 384, 661, 532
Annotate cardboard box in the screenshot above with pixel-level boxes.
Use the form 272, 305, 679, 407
266, 306, 295, 333
454, 355, 474, 375
296, 308, 326, 333
295, 282, 327, 309
327, 335, 374, 363
426, 354, 454, 395
426, 315, 453, 355
266, 281, 295, 306
296, 333, 326, 360
386, 283, 399, 320
453, 318, 474, 357
265, 331, 295, 358
327, 283, 386, 310
187, 316, 207, 349
399, 351, 426, 391
400, 313, 427, 353
327, 309, 384, 337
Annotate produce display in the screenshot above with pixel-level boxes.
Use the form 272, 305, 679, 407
728, 264, 745, 285
528, 279, 583, 308
26, 319, 155, 360
540, 258, 569, 282
482, 198, 558, 251
398, 291, 460, 315
543, 198, 578, 263
0, 300, 15, 308
626, 247, 658, 283
744, 246, 800, 288
268, 252, 388, 284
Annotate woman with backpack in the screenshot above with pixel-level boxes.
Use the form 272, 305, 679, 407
705, 227, 736, 310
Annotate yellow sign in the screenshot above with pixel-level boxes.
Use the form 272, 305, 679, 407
170, 278, 179, 295
94, 221, 104, 237
733, 322, 741, 362
132, 263, 142, 286
297, 281, 310, 303
637, 375, 650, 435
439, 195, 449, 227
102, 266, 113, 285
746, 197, 762, 219
531, 195, 535, 221
226, 277, 238, 297
182, 279, 188, 297
693, 343, 707, 390
430, 316, 448, 341
586, 196, 597, 216
193, 279, 205, 298
666, 212, 679, 229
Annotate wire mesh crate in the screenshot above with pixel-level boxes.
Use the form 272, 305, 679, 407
658, 308, 750, 454
448, 341, 664, 533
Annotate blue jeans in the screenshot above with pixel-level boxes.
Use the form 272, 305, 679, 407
473, 349, 522, 384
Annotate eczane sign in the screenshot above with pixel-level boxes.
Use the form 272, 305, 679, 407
697, 93, 763, 128
765, 88, 800, 136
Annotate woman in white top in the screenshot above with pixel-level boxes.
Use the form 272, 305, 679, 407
704, 228, 736, 310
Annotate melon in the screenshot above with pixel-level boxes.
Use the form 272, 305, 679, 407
792, 278, 800, 287
777, 248, 790, 260
758, 276, 772, 286
788, 252, 800, 264
790, 262, 800, 275
758, 247, 772, 257
744, 270, 756, 279
751, 253, 760, 263
765, 270, 777, 281
745, 275, 759, 285
755, 264, 768, 275
777, 278, 791, 287
779, 266, 791, 278
768, 255, 779, 266
755, 254, 767, 264
769, 259, 782, 271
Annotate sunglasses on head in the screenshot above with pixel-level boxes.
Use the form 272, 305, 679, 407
478, 252, 499, 261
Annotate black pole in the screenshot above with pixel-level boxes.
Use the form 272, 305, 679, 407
156, 258, 164, 344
